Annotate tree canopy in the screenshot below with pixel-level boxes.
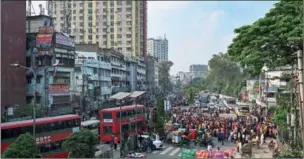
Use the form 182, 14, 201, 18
62, 129, 99, 158
158, 61, 174, 95
2, 133, 39, 158
228, 0, 303, 76
185, 53, 244, 97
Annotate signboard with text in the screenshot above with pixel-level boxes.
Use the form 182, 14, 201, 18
38, 26, 55, 34
36, 136, 51, 144
49, 84, 69, 94
54, 33, 75, 50
36, 34, 52, 49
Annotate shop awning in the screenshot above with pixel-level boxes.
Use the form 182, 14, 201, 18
129, 91, 146, 98
110, 92, 131, 100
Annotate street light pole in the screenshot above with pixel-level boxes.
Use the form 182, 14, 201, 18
10, 64, 37, 140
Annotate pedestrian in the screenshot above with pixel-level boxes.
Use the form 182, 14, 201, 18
114, 136, 118, 151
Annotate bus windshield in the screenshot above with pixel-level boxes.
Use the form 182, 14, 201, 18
239, 106, 250, 113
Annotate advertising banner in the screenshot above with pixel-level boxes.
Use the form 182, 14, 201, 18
36, 34, 52, 49
49, 84, 69, 94
54, 33, 75, 50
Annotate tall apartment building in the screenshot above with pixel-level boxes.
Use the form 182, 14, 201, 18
147, 36, 168, 62
51, 1, 147, 60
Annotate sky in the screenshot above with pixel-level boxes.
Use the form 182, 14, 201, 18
31, 1, 276, 75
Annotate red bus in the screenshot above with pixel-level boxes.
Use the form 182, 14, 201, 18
1, 114, 81, 158
99, 105, 147, 142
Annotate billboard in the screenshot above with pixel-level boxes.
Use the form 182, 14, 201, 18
49, 84, 69, 94
36, 34, 52, 49
54, 33, 75, 50
38, 26, 55, 34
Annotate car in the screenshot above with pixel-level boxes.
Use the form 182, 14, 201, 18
140, 134, 163, 150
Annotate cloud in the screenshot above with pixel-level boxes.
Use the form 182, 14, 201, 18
148, 1, 190, 16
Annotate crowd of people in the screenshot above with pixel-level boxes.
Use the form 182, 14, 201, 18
166, 106, 278, 154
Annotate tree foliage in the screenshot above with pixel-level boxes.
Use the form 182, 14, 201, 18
2, 133, 39, 158
158, 61, 174, 95
62, 129, 99, 158
228, 0, 303, 76
185, 53, 244, 97
13, 104, 44, 119
155, 94, 165, 129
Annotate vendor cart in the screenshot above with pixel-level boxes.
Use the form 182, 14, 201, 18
241, 144, 252, 158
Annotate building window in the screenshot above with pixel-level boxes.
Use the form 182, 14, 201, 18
88, 35, 92, 40
103, 35, 106, 38
73, 16, 76, 20
88, 28, 92, 33
110, 15, 114, 19
88, 16, 92, 21
73, 10, 76, 14
88, 2, 92, 8
127, 41, 131, 45
126, 21, 131, 25
110, 28, 114, 33
88, 9, 92, 14
126, 34, 131, 38
88, 22, 92, 27
117, 8, 122, 12
126, 1, 132, 5
80, 9, 83, 13
117, 34, 122, 38
96, 35, 99, 39
126, 7, 132, 12
127, 47, 131, 51
73, 3, 76, 7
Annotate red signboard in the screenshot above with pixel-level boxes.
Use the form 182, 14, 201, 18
36, 34, 52, 49
49, 84, 69, 94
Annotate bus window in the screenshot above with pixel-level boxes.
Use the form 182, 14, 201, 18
103, 112, 112, 119
103, 126, 112, 134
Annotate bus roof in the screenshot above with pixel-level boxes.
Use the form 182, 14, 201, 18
81, 120, 100, 126
1, 114, 79, 130
100, 105, 145, 112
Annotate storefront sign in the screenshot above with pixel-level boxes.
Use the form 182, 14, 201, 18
37, 48, 53, 56
36, 136, 51, 144
49, 84, 69, 94
55, 33, 75, 49
36, 34, 52, 49
103, 119, 113, 123
38, 26, 54, 34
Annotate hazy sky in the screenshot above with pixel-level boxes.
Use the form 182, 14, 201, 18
31, 1, 276, 75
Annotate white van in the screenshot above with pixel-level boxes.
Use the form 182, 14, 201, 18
139, 133, 163, 150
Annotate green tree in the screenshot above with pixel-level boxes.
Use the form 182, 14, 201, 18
187, 88, 195, 104
188, 53, 244, 97
155, 94, 165, 130
228, 0, 303, 76
62, 129, 99, 158
158, 61, 174, 95
2, 133, 39, 158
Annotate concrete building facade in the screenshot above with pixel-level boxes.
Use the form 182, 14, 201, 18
146, 56, 159, 91
147, 36, 168, 62
51, 1, 147, 60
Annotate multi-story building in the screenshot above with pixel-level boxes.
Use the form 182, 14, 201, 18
189, 64, 208, 79
1, 1, 27, 118
146, 56, 159, 91
25, 15, 76, 116
147, 36, 168, 62
137, 56, 147, 91
74, 44, 112, 111
51, 1, 147, 60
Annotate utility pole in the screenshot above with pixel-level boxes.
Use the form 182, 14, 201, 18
296, 50, 304, 149
27, 0, 32, 16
